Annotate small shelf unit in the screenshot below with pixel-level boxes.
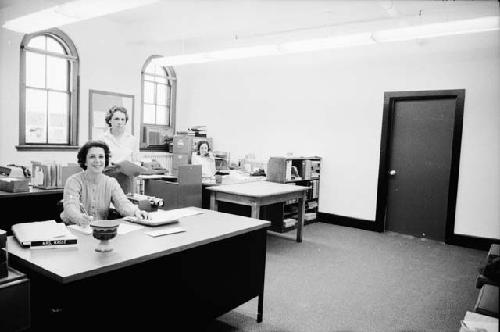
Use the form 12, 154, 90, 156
266, 156, 321, 233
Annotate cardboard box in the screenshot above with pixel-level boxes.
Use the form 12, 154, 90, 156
0, 177, 29, 193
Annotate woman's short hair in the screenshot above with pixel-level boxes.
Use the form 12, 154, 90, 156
77, 140, 111, 170
196, 140, 210, 155
105, 105, 129, 127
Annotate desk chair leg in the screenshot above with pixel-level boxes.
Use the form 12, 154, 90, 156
296, 196, 305, 243
209, 193, 218, 211
257, 292, 264, 323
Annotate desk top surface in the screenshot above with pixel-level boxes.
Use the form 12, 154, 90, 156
206, 180, 308, 197
7, 209, 269, 284
0, 186, 63, 198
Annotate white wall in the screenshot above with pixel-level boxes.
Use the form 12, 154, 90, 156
0, 22, 498, 239
175, 32, 500, 239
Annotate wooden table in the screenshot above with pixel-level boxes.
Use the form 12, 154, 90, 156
7, 209, 270, 330
206, 181, 308, 242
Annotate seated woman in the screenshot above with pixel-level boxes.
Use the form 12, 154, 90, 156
61, 140, 149, 227
191, 140, 216, 179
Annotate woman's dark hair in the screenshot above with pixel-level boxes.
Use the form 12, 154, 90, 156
196, 140, 210, 155
105, 105, 129, 127
77, 140, 110, 170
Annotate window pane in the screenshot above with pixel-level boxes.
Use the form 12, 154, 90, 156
144, 81, 155, 104
26, 88, 47, 113
154, 63, 164, 77
25, 89, 47, 143
46, 37, 65, 54
143, 104, 155, 124
154, 75, 167, 84
47, 91, 68, 144
27, 36, 45, 50
156, 105, 168, 125
145, 62, 155, 74
156, 84, 167, 106
26, 52, 45, 88
47, 56, 68, 91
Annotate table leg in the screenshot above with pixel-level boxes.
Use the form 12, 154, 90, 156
209, 192, 218, 211
257, 292, 263, 322
296, 195, 305, 242
251, 203, 260, 219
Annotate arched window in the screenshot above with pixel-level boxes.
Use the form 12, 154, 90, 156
140, 55, 176, 150
17, 28, 79, 150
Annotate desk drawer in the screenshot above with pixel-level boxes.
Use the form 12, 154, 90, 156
0, 269, 30, 332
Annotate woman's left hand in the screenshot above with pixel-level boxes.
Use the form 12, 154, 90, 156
135, 209, 150, 220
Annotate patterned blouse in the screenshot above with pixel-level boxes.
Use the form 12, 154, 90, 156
61, 172, 138, 224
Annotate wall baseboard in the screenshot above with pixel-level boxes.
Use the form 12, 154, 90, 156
317, 212, 499, 251
317, 212, 378, 232
447, 234, 500, 251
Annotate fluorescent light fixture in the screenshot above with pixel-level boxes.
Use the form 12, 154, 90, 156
154, 16, 498, 67
153, 45, 281, 66
280, 33, 375, 54
153, 33, 374, 67
2, 0, 158, 34
372, 16, 499, 42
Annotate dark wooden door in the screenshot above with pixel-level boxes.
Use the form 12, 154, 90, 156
376, 90, 465, 242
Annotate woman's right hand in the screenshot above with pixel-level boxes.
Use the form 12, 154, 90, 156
78, 214, 94, 228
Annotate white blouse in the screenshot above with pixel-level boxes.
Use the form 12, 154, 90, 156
101, 129, 139, 164
191, 153, 217, 178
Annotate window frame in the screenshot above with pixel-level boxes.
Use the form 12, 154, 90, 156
140, 55, 177, 151
17, 28, 79, 151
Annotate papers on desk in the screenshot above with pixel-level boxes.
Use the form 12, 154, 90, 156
460, 311, 498, 332
124, 207, 204, 227
12, 220, 77, 248
145, 226, 186, 237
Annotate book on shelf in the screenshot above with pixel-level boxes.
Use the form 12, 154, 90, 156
12, 220, 77, 248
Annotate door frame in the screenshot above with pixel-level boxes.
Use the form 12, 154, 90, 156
375, 89, 465, 243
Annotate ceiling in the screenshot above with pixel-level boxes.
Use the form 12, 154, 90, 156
1, 0, 498, 49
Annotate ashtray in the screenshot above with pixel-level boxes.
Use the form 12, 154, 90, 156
89, 219, 121, 252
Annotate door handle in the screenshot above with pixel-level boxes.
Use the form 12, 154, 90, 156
389, 170, 397, 176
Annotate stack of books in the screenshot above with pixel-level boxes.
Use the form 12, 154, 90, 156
12, 220, 77, 249
188, 126, 207, 137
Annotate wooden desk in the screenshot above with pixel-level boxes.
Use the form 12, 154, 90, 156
206, 181, 308, 242
7, 210, 269, 330
0, 187, 63, 233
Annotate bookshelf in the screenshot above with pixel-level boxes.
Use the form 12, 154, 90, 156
266, 156, 321, 233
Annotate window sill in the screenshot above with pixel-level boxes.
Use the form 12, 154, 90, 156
16, 145, 80, 151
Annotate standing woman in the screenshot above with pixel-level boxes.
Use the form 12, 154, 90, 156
61, 140, 149, 227
100, 105, 140, 194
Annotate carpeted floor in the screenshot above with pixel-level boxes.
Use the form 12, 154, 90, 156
204, 222, 485, 332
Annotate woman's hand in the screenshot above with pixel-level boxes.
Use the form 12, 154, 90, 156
78, 214, 93, 228
135, 209, 150, 220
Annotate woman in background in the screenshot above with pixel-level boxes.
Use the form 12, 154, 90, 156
61, 140, 149, 227
100, 105, 140, 193
191, 140, 216, 179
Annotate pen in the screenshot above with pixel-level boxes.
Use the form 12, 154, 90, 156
79, 202, 89, 216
